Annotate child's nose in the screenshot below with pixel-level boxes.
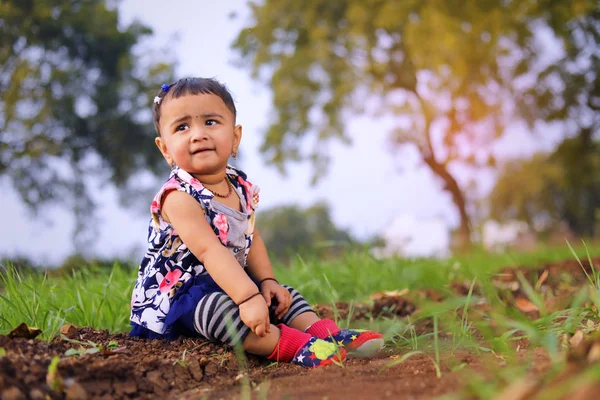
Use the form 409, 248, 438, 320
190, 126, 208, 141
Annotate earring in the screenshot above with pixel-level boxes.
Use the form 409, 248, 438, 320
232, 152, 237, 160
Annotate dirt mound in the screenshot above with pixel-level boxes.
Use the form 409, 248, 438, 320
0, 326, 463, 400
0, 327, 266, 399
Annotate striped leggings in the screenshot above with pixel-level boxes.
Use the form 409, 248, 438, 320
188, 285, 314, 346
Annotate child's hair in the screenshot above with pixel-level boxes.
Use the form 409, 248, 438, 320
152, 77, 237, 136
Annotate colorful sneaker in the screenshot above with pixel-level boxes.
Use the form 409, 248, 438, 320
291, 337, 347, 368
323, 329, 384, 356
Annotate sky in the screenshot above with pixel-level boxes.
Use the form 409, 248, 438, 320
0, 1, 563, 265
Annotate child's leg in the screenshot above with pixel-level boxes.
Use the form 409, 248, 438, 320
242, 324, 280, 356
189, 291, 345, 367
273, 285, 319, 331
279, 285, 384, 356
246, 324, 346, 368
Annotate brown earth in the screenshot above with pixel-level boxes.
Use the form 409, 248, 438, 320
0, 328, 470, 400
1, 257, 599, 400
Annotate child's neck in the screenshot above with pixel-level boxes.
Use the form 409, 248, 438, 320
192, 172, 226, 185
196, 173, 242, 211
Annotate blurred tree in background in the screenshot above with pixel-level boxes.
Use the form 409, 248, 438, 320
258, 202, 354, 263
490, 134, 600, 237
552, 132, 600, 237
0, 0, 173, 247
233, 0, 599, 248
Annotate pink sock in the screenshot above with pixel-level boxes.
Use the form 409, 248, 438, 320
305, 319, 340, 339
267, 324, 311, 362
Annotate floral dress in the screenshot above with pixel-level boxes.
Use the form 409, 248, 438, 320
129, 165, 260, 339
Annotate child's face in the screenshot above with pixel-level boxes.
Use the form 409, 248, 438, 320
155, 93, 241, 178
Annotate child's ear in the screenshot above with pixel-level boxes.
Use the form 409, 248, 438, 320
232, 125, 242, 155
155, 137, 173, 167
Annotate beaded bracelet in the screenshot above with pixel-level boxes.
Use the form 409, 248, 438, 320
237, 292, 262, 306
259, 277, 279, 286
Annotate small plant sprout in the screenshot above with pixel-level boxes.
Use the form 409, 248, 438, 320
46, 356, 62, 391
62, 334, 119, 357
567, 239, 599, 289
433, 313, 441, 375
379, 351, 442, 378
173, 349, 188, 367
211, 352, 230, 367
342, 301, 355, 329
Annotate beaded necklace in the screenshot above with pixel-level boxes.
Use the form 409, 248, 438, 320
207, 176, 233, 198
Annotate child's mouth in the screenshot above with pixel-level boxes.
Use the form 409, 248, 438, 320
192, 148, 214, 154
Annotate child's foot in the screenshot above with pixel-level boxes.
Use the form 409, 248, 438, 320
291, 337, 347, 368
323, 329, 384, 356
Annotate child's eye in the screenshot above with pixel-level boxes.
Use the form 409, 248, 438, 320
205, 119, 218, 126
175, 123, 189, 132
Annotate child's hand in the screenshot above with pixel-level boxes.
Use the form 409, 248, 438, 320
239, 295, 271, 337
260, 280, 292, 319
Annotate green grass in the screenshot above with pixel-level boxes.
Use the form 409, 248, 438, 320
1, 241, 598, 339
272, 241, 600, 303
1, 241, 600, 398
0, 264, 134, 339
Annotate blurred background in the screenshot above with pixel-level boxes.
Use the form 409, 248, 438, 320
1, 0, 598, 269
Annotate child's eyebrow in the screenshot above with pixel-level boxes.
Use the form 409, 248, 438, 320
169, 115, 191, 127
200, 112, 225, 119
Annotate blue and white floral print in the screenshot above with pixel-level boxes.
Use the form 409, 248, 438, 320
130, 165, 259, 335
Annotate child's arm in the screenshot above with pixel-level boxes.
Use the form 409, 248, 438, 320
246, 228, 292, 319
246, 228, 276, 282
162, 190, 270, 337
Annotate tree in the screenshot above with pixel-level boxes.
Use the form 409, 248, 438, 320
257, 202, 354, 262
489, 135, 600, 237
488, 153, 566, 233
552, 134, 600, 237
232, 0, 598, 248
0, 0, 173, 246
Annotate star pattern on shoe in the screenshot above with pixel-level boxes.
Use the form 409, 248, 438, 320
291, 337, 347, 368
323, 329, 384, 356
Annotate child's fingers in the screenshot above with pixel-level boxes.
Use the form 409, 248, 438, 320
275, 299, 287, 315
275, 291, 291, 318
261, 289, 272, 307
254, 323, 267, 337
260, 320, 270, 336
276, 306, 290, 319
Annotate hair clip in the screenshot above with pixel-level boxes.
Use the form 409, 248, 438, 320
154, 84, 171, 105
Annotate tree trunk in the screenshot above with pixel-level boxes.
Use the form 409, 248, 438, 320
413, 94, 472, 250
423, 155, 472, 250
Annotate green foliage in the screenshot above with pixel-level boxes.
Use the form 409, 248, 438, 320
46, 356, 61, 391
0, 0, 174, 244
489, 134, 600, 236
0, 262, 135, 339
258, 202, 354, 262
232, 0, 598, 246
62, 335, 118, 357
489, 153, 564, 229
50, 254, 136, 277
551, 133, 600, 237
272, 242, 600, 304
3, 245, 600, 397
1, 242, 599, 344
233, 0, 597, 172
